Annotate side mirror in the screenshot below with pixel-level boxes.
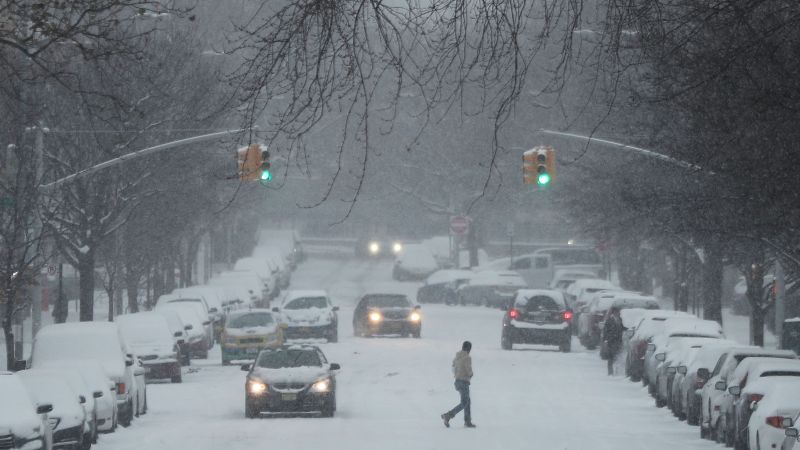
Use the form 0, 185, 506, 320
125, 358, 134, 367
697, 368, 710, 379
667, 367, 677, 375
177, 339, 185, 345
209, 308, 218, 313
203, 320, 211, 326
36, 404, 53, 414
647, 343, 656, 352
329, 363, 341, 371
184, 324, 193, 331
332, 306, 340, 312
78, 395, 86, 404
728, 386, 741, 396
783, 418, 794, 428
785, 427, 799, 439
174, 331, 183, 338
93, 391, 103, 399
655, 353, 666, 362
750, 401, 759, 411
134, 367, 145, 376
272, 307, 280, 313
715, 381, 727, 391
677, 366, 687, 375
240, 364, 251, 372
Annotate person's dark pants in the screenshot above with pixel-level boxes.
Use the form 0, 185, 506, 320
607, 344, 621, 375
447, 380, 471, 423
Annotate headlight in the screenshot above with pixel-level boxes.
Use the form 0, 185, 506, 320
311, 379, 330, 392
409, 312, 421, 322
248, 379, 267, 395
392, 242, 403, 254
368, 241, 381, 255
368, 312, 382, 323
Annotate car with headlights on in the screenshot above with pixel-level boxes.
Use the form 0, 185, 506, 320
242, 345, 341, 418
501, 289, 572, 352
0, 372, 53, 450
392, 244, 439, 281
353, 293, 421, 338
221, 309, 285, 365
273, 290, 338, 342
355, 237, 404, 258
18, 372, 87, 450
116, 312, 182, 383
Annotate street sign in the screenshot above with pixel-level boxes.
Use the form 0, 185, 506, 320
450, 216, 470, 236
47, 265, 56, 276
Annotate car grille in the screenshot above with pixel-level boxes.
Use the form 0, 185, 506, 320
0, 435, 13, 449
139, 354, 158, 361
272, 382, 306, 390
382, 310, 409, 320
239, 338, 264, 344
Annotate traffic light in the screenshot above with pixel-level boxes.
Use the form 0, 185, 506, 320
237, 143, 262, 181
259, 150, 272, 184
523, 146, 556, 189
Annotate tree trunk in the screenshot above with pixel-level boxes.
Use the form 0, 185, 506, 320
126, 270, 140, 313
751, 305, 766, 347
152, 263, 164, 302
165, 257, 176, 292
702, 238, 724, 324
677, 247, 690, 312
52, 263, 68, 324
106, 275, 114, 321
77, 252, 95, 322
746, 263, 766, 346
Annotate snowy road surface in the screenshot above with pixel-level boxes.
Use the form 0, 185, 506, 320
94, 258, 720, 450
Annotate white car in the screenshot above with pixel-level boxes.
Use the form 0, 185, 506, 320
393, 244, 439, 281
625, 310, 696, 381
171, 286, 227, 328
39, 362, 118, 434
671, 340, 737, 426
0, 372, 53, 450
745, 378, 800, 450
700, 347, 797, 441
29, 322, 145, 428
156, 303, 211, 359
549, 269, 600, 291
156, 308, 191, 366
117, 312, 182, 383
234, 257, 279, 298
275, 290, 339, 342
18, 372, 87, 450
209, 271, 266, 306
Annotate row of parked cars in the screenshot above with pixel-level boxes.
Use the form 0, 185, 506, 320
0, 230, 303, 450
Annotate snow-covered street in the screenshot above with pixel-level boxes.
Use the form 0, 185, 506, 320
92, 257, 720, 450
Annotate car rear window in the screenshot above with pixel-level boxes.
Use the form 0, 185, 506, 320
257, 349, 321, 368
285, 297, 328, 309
228, 313, 274, 328
523, 296, 562, 312
365, 295, 410, 308
761, 371, 800, 377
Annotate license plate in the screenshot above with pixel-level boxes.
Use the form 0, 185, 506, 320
281, 393, 297, 401
246, 348, 260, 354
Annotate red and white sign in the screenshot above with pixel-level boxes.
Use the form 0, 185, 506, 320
450, 216, 470, 236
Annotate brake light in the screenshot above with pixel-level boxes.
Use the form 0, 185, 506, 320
563, 311, 573, 321
747, 393, 764, 403
117, 383, 126, 395
766, 416, 787, 428
509, 309, 520, 319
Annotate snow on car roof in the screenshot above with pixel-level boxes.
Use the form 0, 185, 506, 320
282, 290, 328, 303
741, 377, 800, 396
620, 308, 649, 328
663, 318, 723, 337
567, 278, 616, 292
426, 269, 474, 285
687, 341, 739, 370
469, 270, 526, 286
514, 289, 566, 307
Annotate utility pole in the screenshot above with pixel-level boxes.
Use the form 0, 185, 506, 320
31, 126, 44, 338
775, 260, 786, 348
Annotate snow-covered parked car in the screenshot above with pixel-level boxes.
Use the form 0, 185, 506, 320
741, 378, 800, 450
625, 310, 696, 382
416, 270, 474, 304
209, 271, 266, 307
392, 244, 439, 281
28, 322, 145, 428
242, 345, 340, 418
670, 340, 737, 425
0, 372, 53, 450
549, 269, 599, 291
234, 257, 279, 299
221, 309, 285, 365
457, 270, 527, 308
18, 371, 88, 450
274, 290, 339, 342
652, 337, 713, 408
501, 289, 573, 352
116, 312, 182, 383
155, 308, 191, 366
171, 286, 227, 339
40, 363, 118, 435
155, 302, 212, 358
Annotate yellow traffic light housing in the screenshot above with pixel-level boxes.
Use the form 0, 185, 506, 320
237, 143, 267, 182
523, 146, 556, 189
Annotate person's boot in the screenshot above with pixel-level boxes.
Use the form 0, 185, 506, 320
441, 413, 450, 428
465, 422, 477, 428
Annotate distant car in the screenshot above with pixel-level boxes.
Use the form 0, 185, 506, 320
670, 340, 737, 425
549, 269, 599, 291
624, 310, 696, 382
652, 337, 711, 408
416, 270, 474, 304
221, 309, 284, 365
501, 289, 572, 352
155, 303, 212, 359
242, 345, 341, 418
355, 237, 404, 258
40, 363, 118, 434
274, 290, 338, 342
457, 270, 527, 308
597, 295, 660, 359
171, 286, 228, 339
28, 322, 145, 428
393, 244, 439, 281
18, 371, 88, 450
743, 378, 800, 450
353, 293, 422, 338
116, 312, 183, 383
155, 309, 191, 366
577, 291, 646, 350
0, 372, 53, 450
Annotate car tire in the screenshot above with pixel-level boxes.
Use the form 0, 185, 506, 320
171, 373, 182, 383
559, 334, 571, 353
501, 331, 513, 350
245, 400, 259, 419
687, 402, 699, 426
412, 330, 421, 339
120, 401, 133, 427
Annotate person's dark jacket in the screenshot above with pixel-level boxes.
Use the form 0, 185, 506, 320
603, 315, 624, 350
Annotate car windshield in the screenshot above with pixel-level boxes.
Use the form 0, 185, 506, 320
521, 295, 562, 312
257, 349, 321, 368
285, 297, 328, 309
228, 313, 274, 328
365, 295, 410, 308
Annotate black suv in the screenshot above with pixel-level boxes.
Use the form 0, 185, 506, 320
353, 293, 422, 338
242, 345, 340, 418
501, 289, 573, 352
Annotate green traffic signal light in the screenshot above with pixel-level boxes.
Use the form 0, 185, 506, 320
537, 172, 551, 186
260, 170, 272, 182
